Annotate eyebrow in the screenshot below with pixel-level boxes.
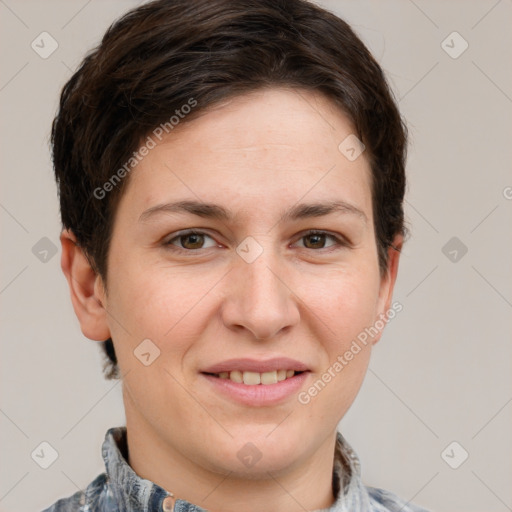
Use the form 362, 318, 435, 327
139, 200, 231, 222
283, 200, 367, 224
138, 199, 367, 224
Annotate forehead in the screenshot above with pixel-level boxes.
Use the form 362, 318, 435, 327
120, 88, 373, 220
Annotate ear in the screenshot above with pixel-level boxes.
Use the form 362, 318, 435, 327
372, 234, 403, 345
60, 229, 111, 341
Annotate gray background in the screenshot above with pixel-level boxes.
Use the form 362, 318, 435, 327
1, 1, 511, 511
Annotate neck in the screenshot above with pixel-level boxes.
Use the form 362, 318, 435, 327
124, 411, 338, 512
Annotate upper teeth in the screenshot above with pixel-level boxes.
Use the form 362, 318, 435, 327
217, 370, 296, 385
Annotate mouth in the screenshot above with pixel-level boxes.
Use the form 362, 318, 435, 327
202, 369, 306, 385
199, 358, 311, 406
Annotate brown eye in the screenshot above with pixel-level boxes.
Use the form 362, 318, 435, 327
167, 231, 217, 250
297, 231, 340, 250
303, 233, 327, 249
180, 233, 205, 249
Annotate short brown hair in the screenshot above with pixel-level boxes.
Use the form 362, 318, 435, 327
51, 0, 407, 379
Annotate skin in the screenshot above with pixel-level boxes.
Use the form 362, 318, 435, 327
61, 88, 402, 512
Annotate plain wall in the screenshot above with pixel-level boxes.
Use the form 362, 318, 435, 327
1, 1, 511, 511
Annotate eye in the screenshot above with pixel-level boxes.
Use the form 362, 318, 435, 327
293, 230, 344, 250
166, 230, 218, 250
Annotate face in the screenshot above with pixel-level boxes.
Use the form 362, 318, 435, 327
87, 88, 400, 477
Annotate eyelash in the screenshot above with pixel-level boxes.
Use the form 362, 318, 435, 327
164, 229, 349, 254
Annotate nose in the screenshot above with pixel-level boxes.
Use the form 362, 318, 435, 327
220, 248, 301, 340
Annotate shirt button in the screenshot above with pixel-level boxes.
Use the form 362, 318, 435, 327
162, 494, 175, 512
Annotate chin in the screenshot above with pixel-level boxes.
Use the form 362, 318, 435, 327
207, 426, 307, 475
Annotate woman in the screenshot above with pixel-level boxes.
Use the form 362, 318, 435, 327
46, 0, 427, 510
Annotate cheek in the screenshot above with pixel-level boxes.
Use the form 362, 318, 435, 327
306, 265, 381, 344
303, 277, 378, 415
288, 272, 379, 428
106, 263, 221, 366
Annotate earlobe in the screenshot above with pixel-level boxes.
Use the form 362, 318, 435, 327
60, 229, 111, 341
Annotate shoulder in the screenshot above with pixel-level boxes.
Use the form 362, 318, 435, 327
41, 489, 84, 512
41, 473, 109, 512
366, 486, 431, 512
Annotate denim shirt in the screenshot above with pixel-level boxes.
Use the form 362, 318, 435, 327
42, 427, 429, 512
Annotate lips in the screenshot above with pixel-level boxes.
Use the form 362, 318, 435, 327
201, 358, 310, 386
201, 367, 310, 406
201, 357, 310, 374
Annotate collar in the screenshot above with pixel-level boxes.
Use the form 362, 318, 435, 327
101, 426, 372, 511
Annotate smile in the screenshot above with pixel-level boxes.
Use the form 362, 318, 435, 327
205, 369, 302, 385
